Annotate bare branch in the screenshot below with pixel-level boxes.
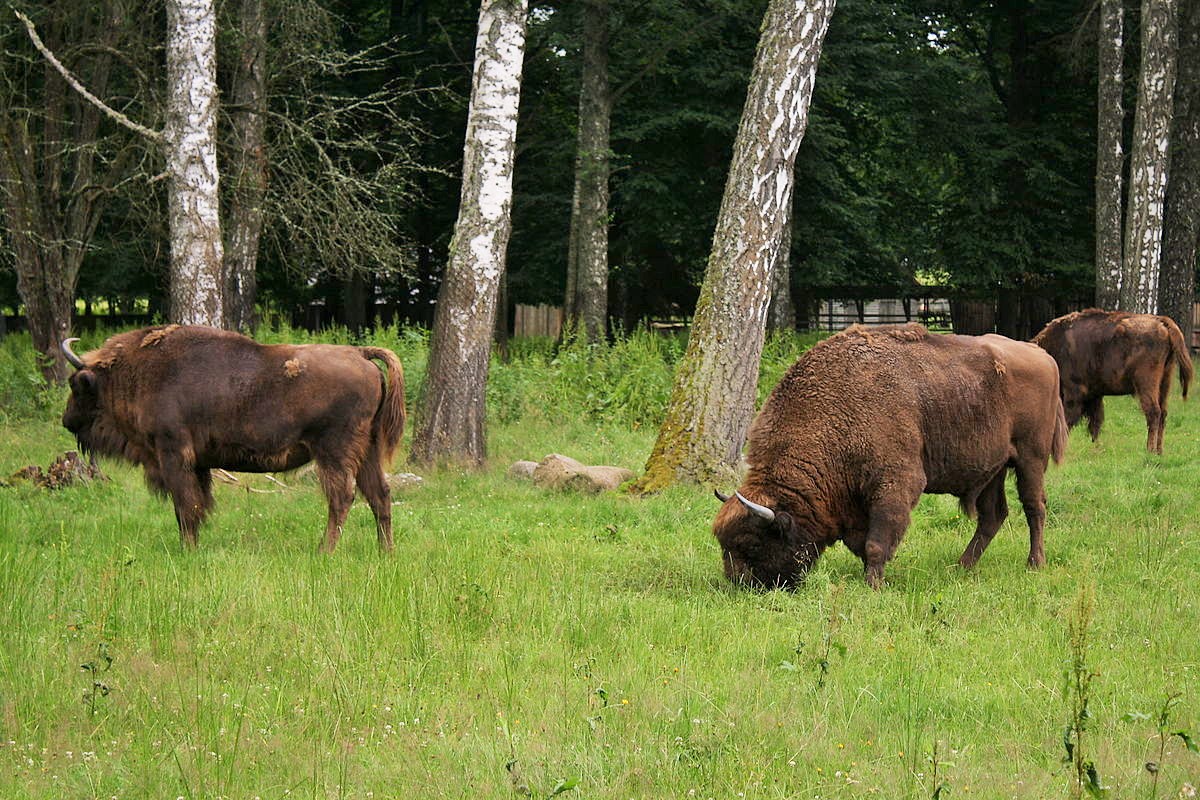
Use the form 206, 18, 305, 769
13, 9, 162, 143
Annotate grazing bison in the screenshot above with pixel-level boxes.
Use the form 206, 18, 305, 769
713, 324, 1067, 590
61, 325, 406, 552
1033, 309, 1193, 454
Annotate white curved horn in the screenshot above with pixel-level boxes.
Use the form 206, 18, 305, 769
61, 338, 85, 369
736, 491, 776, 522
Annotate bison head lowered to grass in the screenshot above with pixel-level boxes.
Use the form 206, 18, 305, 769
1033, 309, 1193, 454
61, 325, 405, 552
713, 324, 1068, 590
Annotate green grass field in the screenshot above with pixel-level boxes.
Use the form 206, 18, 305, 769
0, 329, 1197, 799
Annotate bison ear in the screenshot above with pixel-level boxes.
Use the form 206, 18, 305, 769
71, 369, 98, 395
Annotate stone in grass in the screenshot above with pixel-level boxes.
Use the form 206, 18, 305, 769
387, 472, 424, 491
529, 454, 634, 494
507, 460, 538, 480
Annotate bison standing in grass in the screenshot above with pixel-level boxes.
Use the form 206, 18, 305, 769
713, 324, 1067, 590
61, 325, 406, 552
1033, 309, 1193, 454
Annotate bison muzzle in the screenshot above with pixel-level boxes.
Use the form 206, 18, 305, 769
62, 325, 406, 552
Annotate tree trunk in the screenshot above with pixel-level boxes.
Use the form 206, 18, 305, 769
410, 0, 528, 467
1120, 0, 1179, 313
564, 0, 611, 343
1095, 0, 1125, 309
766, 210, 795, 332
0, 8, 125, 383
1160, 0, 1200, 346
223, 0, 268, 332
634, 0, 835, 493
165, 0, 225, 326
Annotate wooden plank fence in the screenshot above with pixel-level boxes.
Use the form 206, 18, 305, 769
513, 304, 563, 338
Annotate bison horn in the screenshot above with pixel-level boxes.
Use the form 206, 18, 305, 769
735, 491, 776, 522
714, 489, 732, 503
61, 338, 85, 369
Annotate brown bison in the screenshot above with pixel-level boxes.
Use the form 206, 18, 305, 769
1033, 309, 1193, 454
713, 324, 1067, 590
61, 325, 406, 552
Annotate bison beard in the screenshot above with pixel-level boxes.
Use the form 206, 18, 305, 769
1033, 309, 1193, 454
712, 324, 1068, 589
61, 325, 406, 552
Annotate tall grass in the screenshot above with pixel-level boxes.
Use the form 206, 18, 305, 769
0, 325, 1197, 799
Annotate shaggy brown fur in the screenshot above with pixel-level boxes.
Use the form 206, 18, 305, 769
1033, 309, 1193, 454
62, 325, 406, 552
712, 323, 1068, 590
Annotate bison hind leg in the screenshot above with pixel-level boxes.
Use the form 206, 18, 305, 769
958, 468, 1008, 569
315, 460, 356, 554
355, 457, 394, 553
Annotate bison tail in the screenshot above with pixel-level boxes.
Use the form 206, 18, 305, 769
1051, 397, 1068, 465
1166, 318, 1194, 400
360, 346, 407, 467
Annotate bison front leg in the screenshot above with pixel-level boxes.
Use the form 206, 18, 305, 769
862, 498, 916, 590
958, 468, 1008, 569
157, 448, 209, 549
1082, 396, 1105, 442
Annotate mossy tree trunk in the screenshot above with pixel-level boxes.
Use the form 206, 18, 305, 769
410, 0, 527, 468
633, 0, 835, 493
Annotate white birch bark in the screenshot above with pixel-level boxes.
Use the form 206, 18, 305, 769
637, 0, 835, 491
165, 0, 225, 326
1121, 0, 1179, 313
411, 0, 528, 466
1095, 0, 1124, 309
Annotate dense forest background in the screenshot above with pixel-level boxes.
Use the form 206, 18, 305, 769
0, 0, 1166, 336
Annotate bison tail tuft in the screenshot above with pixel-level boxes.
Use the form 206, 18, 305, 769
1166, 319, 1193, 400
360, 346, 406, 468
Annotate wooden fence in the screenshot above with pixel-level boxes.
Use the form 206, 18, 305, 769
513, 304, 563, 338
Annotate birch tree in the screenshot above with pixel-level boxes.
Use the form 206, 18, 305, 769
165, 0, 224, 326
1160, 0, 1200, 345
1120, 0, 1179, 313
634, 0, 835, 492
410, 0, 528, 467
1094, 0, 1124, 309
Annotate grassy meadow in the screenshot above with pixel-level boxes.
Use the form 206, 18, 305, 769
0, 326, 1197, 799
